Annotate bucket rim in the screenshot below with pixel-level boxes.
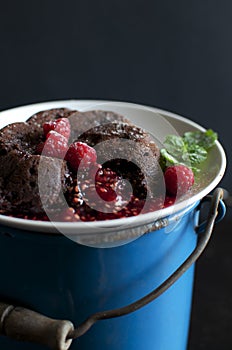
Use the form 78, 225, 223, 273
0, 99, 227, 235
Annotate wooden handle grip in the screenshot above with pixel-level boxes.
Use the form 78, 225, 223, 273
0, 302, 74, 350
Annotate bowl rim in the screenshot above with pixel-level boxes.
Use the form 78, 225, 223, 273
0, 99, 227, 234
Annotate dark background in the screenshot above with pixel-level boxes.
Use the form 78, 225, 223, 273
0, 1, 231, 192
0, 1, 232, 349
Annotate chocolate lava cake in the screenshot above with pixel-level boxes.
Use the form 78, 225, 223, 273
0, 108, 162, 221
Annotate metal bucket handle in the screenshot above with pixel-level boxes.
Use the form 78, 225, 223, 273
0, 188, 226, 350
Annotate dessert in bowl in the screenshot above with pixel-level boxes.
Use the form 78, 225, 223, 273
0, 100, 226, 247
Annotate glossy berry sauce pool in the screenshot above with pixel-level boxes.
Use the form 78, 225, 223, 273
8, 164, 177, 222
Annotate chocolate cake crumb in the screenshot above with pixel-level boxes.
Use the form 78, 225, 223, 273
0, 107, 162, 220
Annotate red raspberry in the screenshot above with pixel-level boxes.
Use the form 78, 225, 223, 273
37, 130, 68, 158
164, 195, 176, 208
65, 142, 97, 171
43, 118, 71, 139
164, 165, 194, 196
95, 168, 118, 202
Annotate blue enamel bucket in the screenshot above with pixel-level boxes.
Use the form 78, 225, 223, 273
0, 101, 227, 350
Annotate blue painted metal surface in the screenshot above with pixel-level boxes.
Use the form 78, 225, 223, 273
0, 205, 199, 350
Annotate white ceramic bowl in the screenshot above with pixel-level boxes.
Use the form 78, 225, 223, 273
0, 100, 226, 247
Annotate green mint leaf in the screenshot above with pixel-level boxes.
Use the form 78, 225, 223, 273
191, 166, 201, 174
163, 135, 187, 159
186, 145, 208, 165
161, 129, 217, 173
183, 129, 217, 150
160, 148, 180, 166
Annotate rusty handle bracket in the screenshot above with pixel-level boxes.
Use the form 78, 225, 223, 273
0, 188, 225, 350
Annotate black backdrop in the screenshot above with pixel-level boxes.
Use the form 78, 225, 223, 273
0, 1, 232, 349
0, 0, 231, 193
